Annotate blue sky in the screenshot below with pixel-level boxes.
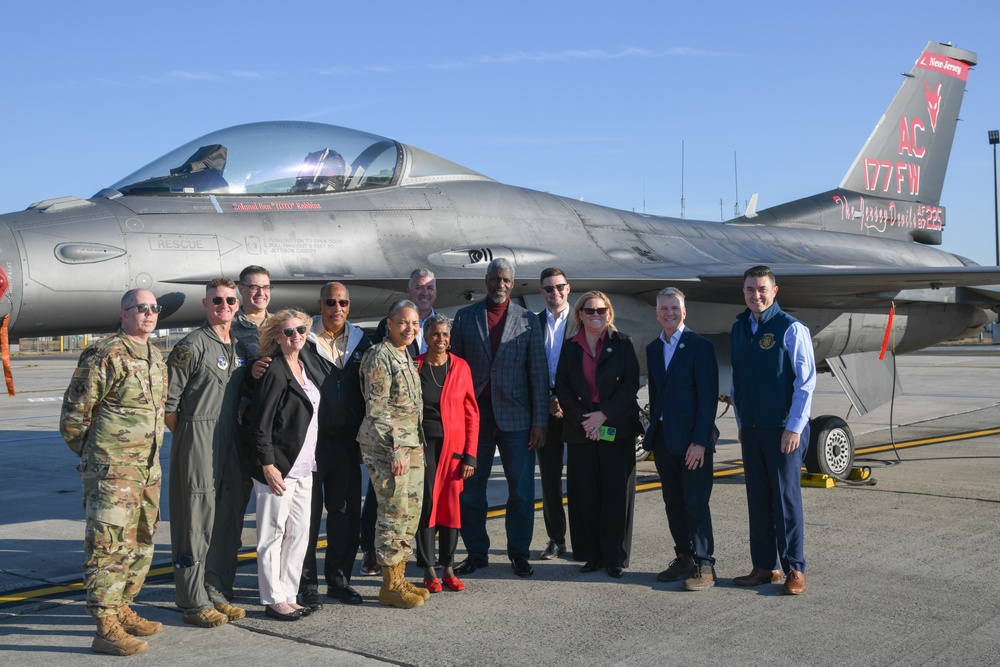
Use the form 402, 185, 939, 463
3, 1, 999, 266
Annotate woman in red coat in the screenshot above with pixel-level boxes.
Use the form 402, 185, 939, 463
415, 315, 479, 592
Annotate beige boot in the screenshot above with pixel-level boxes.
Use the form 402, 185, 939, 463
117, 604, 163, 636
378, 563, 424, 609
214, 602, 247, 620
92, 615, 149, 656
396, 559, 430, 601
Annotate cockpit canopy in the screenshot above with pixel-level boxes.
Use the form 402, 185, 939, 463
106, 121, 488, 197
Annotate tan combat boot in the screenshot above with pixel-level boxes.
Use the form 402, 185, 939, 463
378, 563, 424, 608
92, 615, 150, 656
117, 604, 163, 636
396, 558, 430, 601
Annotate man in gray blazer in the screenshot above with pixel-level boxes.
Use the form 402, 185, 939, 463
451, 258, 549, 578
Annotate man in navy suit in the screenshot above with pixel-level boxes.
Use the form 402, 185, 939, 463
645, 287, 720, 591
451, 258, 548, 578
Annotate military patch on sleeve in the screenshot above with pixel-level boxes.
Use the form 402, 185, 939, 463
68, 368, 94, 402
168, 345, 194, 369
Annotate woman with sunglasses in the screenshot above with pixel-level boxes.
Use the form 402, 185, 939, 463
555, 291, 641, 579
248, 309, 320, 621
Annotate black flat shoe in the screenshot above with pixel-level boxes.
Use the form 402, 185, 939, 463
580, 561, 602, 573
300, 589, 323, 611
327, 585, 363, 605
265, 605, 302, 621
510, 555, 534, 578
606, 565, 624, 578
454, 555, 489, 575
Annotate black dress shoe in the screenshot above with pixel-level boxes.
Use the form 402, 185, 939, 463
454, 555, 489, 575
300, 589, 324, 611
265, 605, 302, 621
327, 584, 363, 605
606, 565, 624, 579
510, 555, 534, 578
539, 540, 566, 560
580, 560, 603, 573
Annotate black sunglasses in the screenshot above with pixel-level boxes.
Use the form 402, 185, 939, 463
324, 299, 350, 308
542, 283, 569, 294
212, 296, 238, 306
282, 325, 308, 338
582, 307, 609, 315
126, 304, 162, 314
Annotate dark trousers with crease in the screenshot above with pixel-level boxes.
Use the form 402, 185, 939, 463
653, 433, 715, 567
566, 437, 635, 568
536, 412, 566, 546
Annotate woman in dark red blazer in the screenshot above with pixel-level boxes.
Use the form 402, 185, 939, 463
415, 315, 479, 592
556, 291, 641, 579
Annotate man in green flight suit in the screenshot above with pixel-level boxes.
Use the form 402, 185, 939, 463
165, 277, 249, 628
60, 288, 168, 656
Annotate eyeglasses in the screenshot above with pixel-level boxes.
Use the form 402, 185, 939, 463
282, 325, 308, 338
242, 284, 271, 293
212, 296, 238, 306
581, 307, 609, 315
126, 304, 162, 314
324, 299, 350, 308
542, 283, 569, 294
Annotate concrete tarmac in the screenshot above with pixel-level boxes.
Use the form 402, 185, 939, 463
1, 346, 999, 665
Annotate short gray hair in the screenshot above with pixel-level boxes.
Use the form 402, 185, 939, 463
409, 268, 435, 284
657, 286, 686, 307
423, 313, 452, 335
487, 257, 514, 278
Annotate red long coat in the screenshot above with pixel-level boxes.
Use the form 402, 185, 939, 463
417, 353, 480, 528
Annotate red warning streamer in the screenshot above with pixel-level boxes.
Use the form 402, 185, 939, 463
1, 314, 15, 396
878, 304, 896, 361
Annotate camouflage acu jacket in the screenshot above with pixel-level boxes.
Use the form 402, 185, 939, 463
60, 330, 168, 479
357, 341, 423, 463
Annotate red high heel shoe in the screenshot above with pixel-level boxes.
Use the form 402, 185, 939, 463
423, 576, 443, 593
442, 576, 465, 591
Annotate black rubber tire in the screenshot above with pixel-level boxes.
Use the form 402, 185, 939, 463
806, 415, 855, 479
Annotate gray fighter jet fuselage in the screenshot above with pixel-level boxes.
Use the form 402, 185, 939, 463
0, 41, 997, 476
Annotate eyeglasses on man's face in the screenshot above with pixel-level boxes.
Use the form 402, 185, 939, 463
126, 304, 162, 314
242, 283, 271, 293
212, 296, 238, 306
282, 325, 308, 338
324, 299, 350, 308
542, 283, 569, 294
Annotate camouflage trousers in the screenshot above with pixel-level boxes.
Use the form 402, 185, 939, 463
362, 446, 424, 566
81, 466, 160, 619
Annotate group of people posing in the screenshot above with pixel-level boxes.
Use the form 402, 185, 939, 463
60, 260, 815, 657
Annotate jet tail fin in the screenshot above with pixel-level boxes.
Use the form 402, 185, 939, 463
731, 42, 976, 245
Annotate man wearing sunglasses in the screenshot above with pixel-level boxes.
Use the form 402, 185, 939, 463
451, 258, 548, 578
165, 277, 250, 628
60, 289, 167, 656
536, 268, 571, 561
296, 281, 373, 608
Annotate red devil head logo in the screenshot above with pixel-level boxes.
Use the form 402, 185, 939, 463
923, 81, 941, 132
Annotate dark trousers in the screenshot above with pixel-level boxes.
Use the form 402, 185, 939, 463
360, 480, 377, 553
566, 438, 635, 568
741, 426, 807, 573
299, 445, 361, 591
536, 412, 566, 545
653, 437, 715, 566
414, 435, 460, 568
459, 402, 534, 560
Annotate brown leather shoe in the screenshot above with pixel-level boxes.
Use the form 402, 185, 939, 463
682, 565, 717, 591
733, 567, 782, 586
783, 569, 806, 595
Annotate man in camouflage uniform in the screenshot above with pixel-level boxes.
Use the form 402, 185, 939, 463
357, 300, 427, 608
165, 277, 249, 628
60, 288, 168, 656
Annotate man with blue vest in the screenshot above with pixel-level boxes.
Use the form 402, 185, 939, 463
730, 266, 815, 595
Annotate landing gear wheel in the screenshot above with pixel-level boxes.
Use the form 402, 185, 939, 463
806, 415, 854, 479
635, 405, 651, 462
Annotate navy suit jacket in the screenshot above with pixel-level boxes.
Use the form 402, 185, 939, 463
644, 329, 719, 456
451, 299, 548, 432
